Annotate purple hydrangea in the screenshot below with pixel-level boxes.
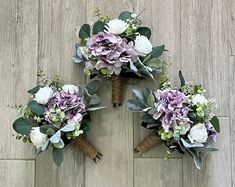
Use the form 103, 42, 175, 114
87, 32, 137, 75
45, 90, 86, 124
152, 89, 190, 131
205, 122, 217, 146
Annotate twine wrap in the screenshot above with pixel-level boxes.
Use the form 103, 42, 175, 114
74, 135, 103, 163
134, 131, 161, 154
112, 75, 122, 107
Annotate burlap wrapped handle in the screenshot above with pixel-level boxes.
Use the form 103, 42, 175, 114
74, 135, 103, 163
134, 130, 161, 154
112, 75, 122, 107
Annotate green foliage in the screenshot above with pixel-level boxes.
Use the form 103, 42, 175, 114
93, 21, 106, 34
119, 11, 132, 20
136, 27, 151, 39
144, 58, 162, 69
40, 125, 56, 135
28, 100, 46, 116
79, 24, 91, 39
85, 80, 101, 95
144, 45, 165, 62
127, 99, 146, 111
210, 116, 220, 133
13, 117, 33, 135
52, 147, 64, 166
28, 85, 41, 94
179, 71, 185, 87
146, 93, 155, 107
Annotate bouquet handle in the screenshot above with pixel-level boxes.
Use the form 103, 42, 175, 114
74, 135, 103, 163
112, 75, 123, 107
134, 130, 161, 154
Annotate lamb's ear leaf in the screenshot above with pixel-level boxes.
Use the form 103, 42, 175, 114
79, 24, 91, 39
52, 147, 64, 166
85, 80, 101, 95
13, 117, 33, 135
179, 71, 186, 87
131, 88, 144, 101
127, 99, 146, 112
186, 148, 203, 169
210, 116, 220, 133
119, 11, 132, 20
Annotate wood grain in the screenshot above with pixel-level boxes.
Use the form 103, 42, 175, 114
35, 0, 87, 187
134, 158, 183, 187
228, 0, 235, 55
0, 0, 38, 159
84, 1, 134, 187
0, 160, 35, 187
133, 0, 182, 158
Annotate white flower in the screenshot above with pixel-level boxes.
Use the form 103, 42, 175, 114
192, 94, 208, 105
34, 86, 53, 105
30, 127, 48, 149
105, 19, 128, 34
188, 123, 208, 144
134, 35, 153, 56
62, 85, 79, 94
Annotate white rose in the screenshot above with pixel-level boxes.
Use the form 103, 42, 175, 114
192, 94, 208, 105
134, 35, 153, 56
188, 123, 208, 144
105, 19, 128, 34
34, 86, 53, 105
62, 85, 79, 94
30, 127, 48, 149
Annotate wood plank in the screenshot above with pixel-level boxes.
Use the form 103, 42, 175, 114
35, 1, 87, 187
134, 158, 182, 187
228, 0, 235, 55
85, 1, 134, 187
182, 117, 232, 187
0, 0, 38, 159
0, 160, 35, 187
229, 56, 235, 187
181, 0, 229, 116
134, 0, 182, 158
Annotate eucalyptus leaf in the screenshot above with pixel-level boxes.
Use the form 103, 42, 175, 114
52, 147, 64, 166
13, 117, 33, 135
210, 116, 220, 133
28, 85, 41, 94
127, 99, 146, 112
40, 125, 56, 135
85, 80, 101, 95
145, 45, 165, 60
79, 24, 91, 39
93, 21, 106, 34
146, 93, 155, 107
119, 11, 132, 20
28, 100, 46, 116
136, 27, 151, 39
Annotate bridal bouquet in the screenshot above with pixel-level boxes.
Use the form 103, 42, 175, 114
73, 9, 166, 107
13, 76, 104, 165
127, 71, 220, 169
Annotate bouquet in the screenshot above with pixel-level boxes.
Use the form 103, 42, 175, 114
73, 9, 166, 107
127, 71, 220, 169
12, 76, 104, 165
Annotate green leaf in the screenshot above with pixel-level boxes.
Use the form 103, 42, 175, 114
53, 139, 65, 149
148, 45, 165, 58
40, 125, 56, 135
136, 27, 151, 39
93, 21, 106, 34
79, 24, 91, 39
119, 11, 132, 20
131, 88, 144, 101
89, 96, 102, 106
210, 116, 220, 133
145, 58, 162, 68
179, 71, 186, 87
127, 99, 146, 112
28, 85, 41, 94
85, 80, 101, 95
13, 117, 33, 135
141, 113, 156, 124
146, 93, 155, 107
28, 100, 46, 116
52, 147, 64, 166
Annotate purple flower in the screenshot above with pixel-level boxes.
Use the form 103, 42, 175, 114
152, 89, 190, 131
205, 122, 217, 146
88, 32, 137, 75
45, 90, 86, 124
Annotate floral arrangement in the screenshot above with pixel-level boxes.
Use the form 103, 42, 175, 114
12, 74, 104, 165
73, 9, 166, 107
127, 71, 220, 169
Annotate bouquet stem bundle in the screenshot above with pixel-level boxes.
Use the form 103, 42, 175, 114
112, 75, 123, 107
75, 135, 103, 163
134, 130, 161, 154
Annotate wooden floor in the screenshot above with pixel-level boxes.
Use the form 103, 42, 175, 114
0, 0, 234, 186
